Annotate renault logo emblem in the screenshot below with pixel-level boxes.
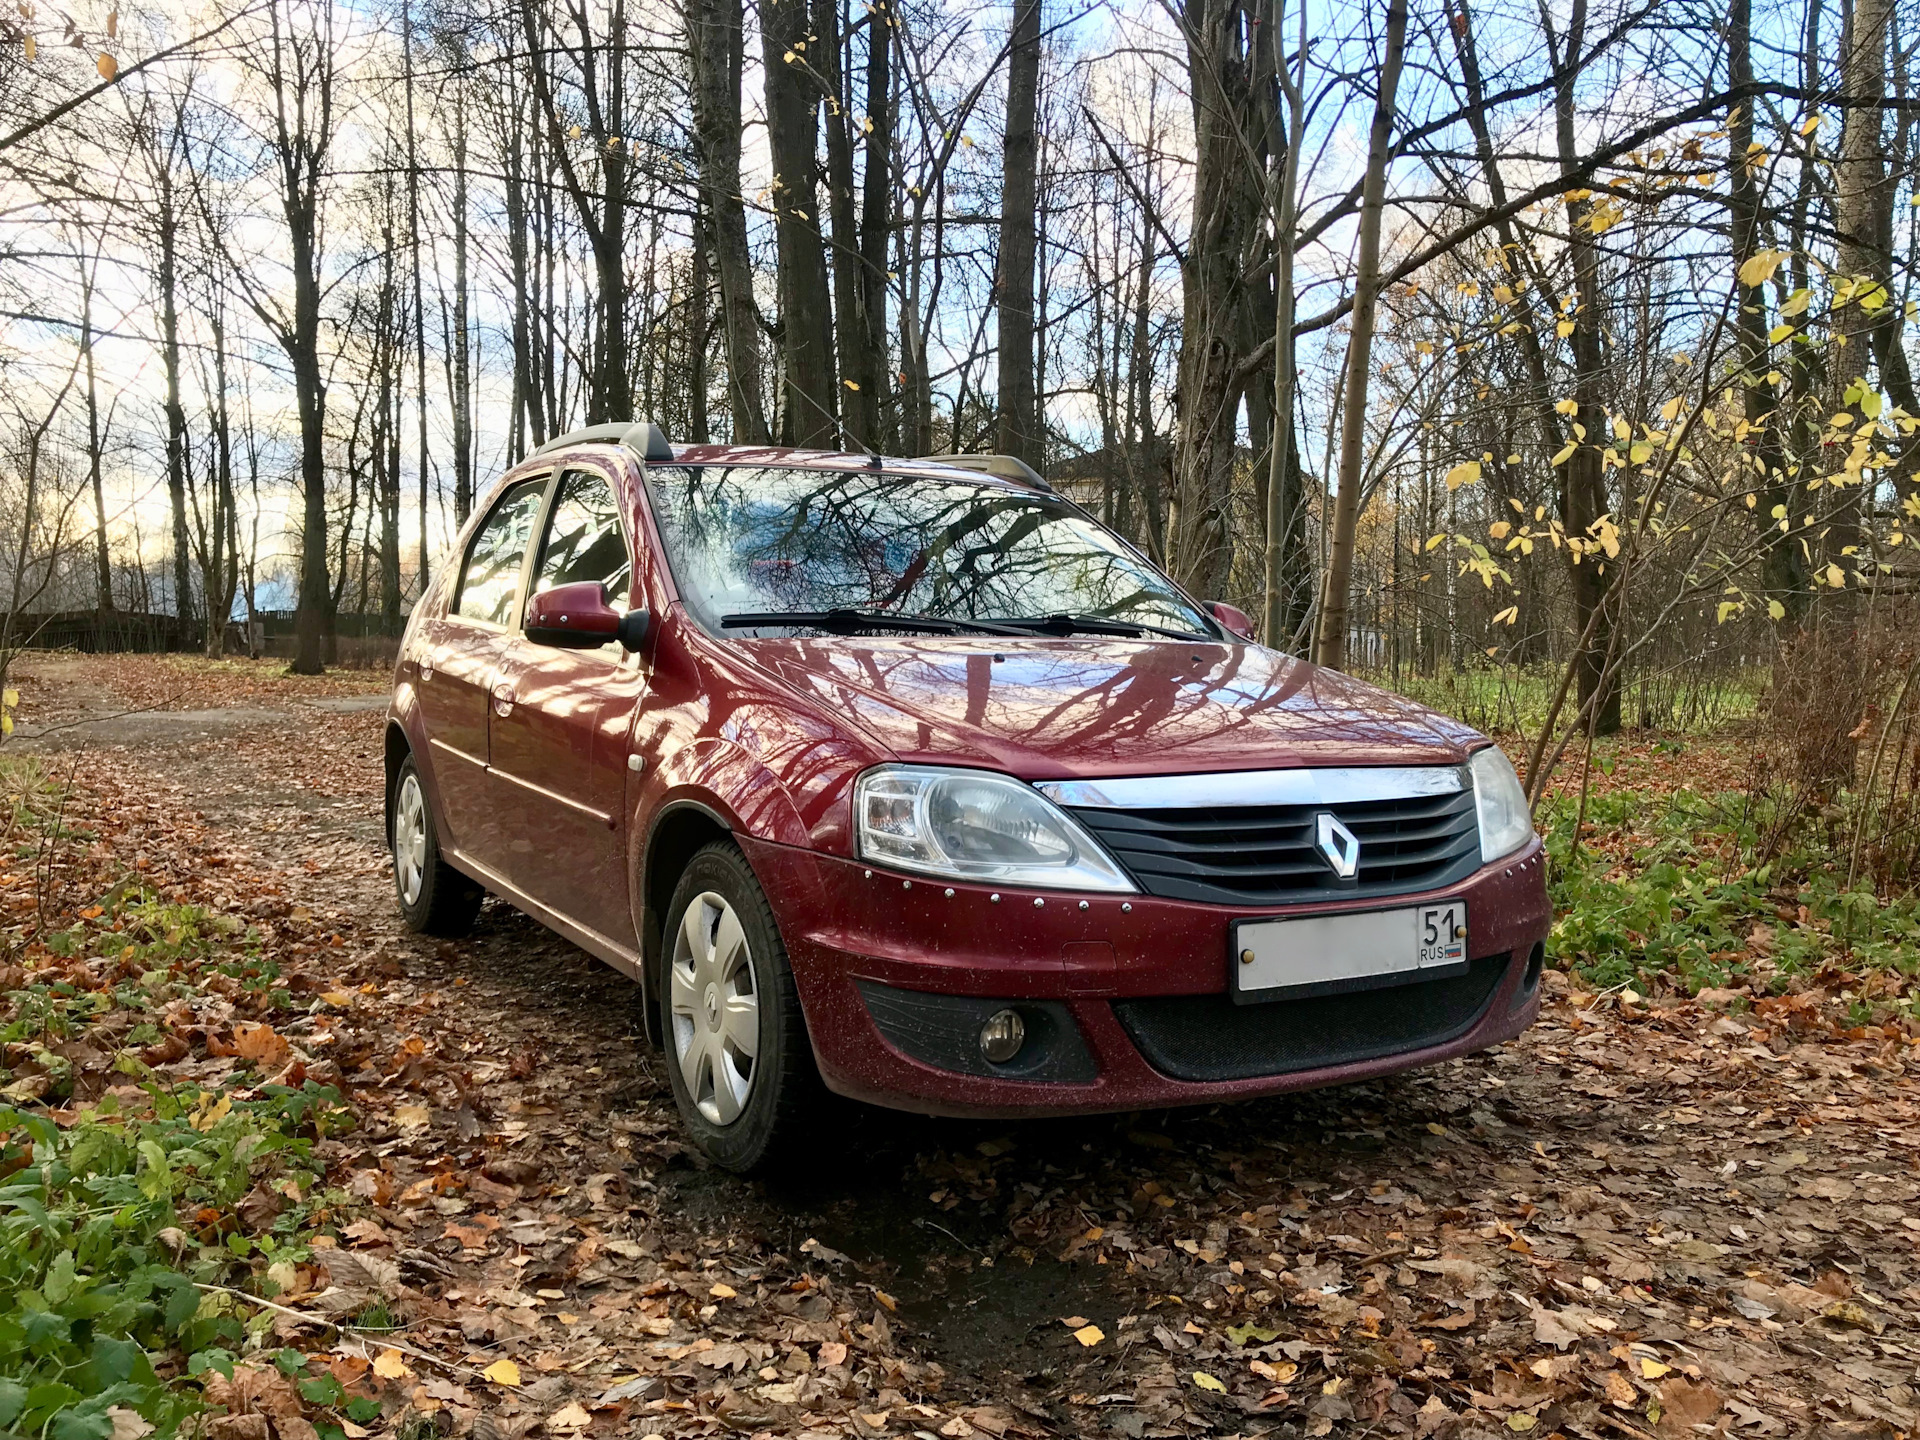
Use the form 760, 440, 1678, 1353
1315, 812, 1362, 879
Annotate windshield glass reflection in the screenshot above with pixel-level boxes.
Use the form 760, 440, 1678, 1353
643, 465, 1213, 638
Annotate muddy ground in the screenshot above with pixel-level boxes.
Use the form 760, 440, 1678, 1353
11, 654, 1919, 1440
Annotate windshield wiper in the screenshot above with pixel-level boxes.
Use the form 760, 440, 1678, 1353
720, 608, 1029, 637
984, 612, 1217, 643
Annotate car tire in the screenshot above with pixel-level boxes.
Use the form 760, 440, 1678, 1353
390, 756, 483, 937
660, 841, 819, 1173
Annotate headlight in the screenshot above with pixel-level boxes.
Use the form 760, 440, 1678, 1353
1469, 745, 1534, 862
854, 765, 1135, 892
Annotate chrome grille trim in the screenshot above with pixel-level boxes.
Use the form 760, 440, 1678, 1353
1035, 764, 1465, 811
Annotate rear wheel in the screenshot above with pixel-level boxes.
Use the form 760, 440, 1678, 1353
391, 757, 483, 937
661, 841, 818, 1172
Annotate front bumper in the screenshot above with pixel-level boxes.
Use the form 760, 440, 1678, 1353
741, 835, 1552, 1119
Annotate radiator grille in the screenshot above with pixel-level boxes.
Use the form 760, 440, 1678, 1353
1071, 787, 1481, 907
1112, 952, 1511, 1082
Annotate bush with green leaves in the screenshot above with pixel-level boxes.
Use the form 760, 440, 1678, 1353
0, 1081, 345, 1440
1543, 784, 1920, 999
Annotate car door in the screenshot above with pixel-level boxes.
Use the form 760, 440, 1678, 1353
486, 464, 647, 951
415, 473, 551, 858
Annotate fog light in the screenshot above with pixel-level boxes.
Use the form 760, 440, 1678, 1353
978, 1008, 1026, 1063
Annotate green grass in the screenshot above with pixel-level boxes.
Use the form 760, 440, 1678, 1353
1541, 783, 1920, 1010
0, 1083, 347, 1440
1359, 663, 1766, 738
0, 757, 357, 1440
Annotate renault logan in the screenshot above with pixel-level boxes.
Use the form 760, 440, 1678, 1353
385, 423, 1549, 1170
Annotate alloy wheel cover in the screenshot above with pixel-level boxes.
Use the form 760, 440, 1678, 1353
668, 891, 761, 1125
393, 774, 428, 907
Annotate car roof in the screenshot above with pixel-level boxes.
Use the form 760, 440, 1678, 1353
543, 441, 1055, 496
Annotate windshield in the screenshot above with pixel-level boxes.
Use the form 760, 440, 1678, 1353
644, 465, 1217, 639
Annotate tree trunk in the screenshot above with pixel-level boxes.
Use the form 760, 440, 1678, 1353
157, 170, 196, 643
1830, 0, 1892, 598
1261, 0, 1308, 646
762, 0, 839, 445
207, 303, 237, 656
451, 90, 475, 522
1542, 0, 1619, 731
80, 245, 112, 612
1311, 0, 1407, 669
1169, 0, 1265, 599
403, 0, 429, 618
687, 0, 769, 443
994, 0, 1041, 466
860, 3, 894, 450
821, 0, 880, 449
1727, 0, 1803, 623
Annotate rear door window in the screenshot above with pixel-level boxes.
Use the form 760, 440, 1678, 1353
454, 476, 549, 626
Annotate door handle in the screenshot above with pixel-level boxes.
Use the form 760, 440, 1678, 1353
491, 680, 514, 717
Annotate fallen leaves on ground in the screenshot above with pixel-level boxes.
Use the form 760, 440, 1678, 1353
3, 653, 1916, 1440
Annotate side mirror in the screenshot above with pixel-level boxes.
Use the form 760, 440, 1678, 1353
526, 582, 651, 652
1209, 601, 1256, 641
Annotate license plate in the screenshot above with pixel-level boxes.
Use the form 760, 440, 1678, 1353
1231, 901, 1468, 1002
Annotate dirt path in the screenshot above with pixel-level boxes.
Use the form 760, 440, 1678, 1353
12, 655, 1919, 1440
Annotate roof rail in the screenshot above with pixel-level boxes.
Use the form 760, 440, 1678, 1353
912, 452, 1053, 494
531, 421, 674, 462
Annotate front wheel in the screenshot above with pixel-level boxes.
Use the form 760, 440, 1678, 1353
660, 841, 818, 1172
391, 757, 482, 937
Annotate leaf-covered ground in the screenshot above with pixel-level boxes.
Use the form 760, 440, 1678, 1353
6, 654, 1919, 1440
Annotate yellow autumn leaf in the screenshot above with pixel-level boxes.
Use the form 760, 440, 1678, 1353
23, 35, 35, 59
1639, 1358, 1672, 1380
1556, 319, 1576, 338
1492, 605, 1518, 625
1508, 1416, 1537, 1433
1192, 1373, 1226, 1393
372, 1350, 412, 1380
393, 1104, 431, 1129
567, 124, 581, 140
1554, 398, 1579, 416
1824, 562, 1846, 588
1738, 248, 1787, 287
1799, 113, 1820, 136
1551, 442, 1578, 466
843, 380, 860, 391
1489, 521, 1512, 540
1779, 287, 1811, 317
1072, 1325, 1105, 1347
96, 51, 116, 80
710, 1283, 737, 1299
1767, 598, 1786, 620
107, 9, 117, 37
483, 1359, 522, 1387
1443, 461, 1482, 491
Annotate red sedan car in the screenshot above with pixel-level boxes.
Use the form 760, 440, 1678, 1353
386, 424, 1549, 1171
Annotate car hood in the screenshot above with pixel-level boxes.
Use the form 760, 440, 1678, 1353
732, 636, 1481, 779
